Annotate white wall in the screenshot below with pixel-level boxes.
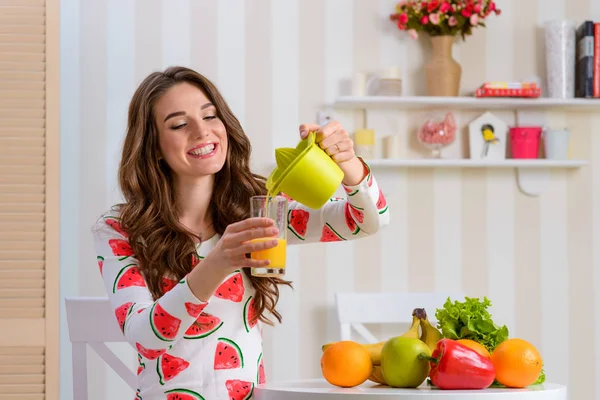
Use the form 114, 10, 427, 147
59, 1, 600, 399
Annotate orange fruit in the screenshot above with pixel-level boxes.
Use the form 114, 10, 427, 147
491, 338, 543, 388
457, 339, 491, 359
320, 341, 373, 388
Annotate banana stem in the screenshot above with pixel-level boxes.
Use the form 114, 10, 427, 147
413, 308, 427, 319
418, 353, 439, 364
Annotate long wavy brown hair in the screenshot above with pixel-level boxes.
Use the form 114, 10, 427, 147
115, 66, 292, 326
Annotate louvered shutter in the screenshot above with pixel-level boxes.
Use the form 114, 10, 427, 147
0, 0, 58, 398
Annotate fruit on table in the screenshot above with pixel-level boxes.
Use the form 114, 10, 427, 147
380, 336, 431, 388
426, 338, 496, 389
421, 338, 495, 390
368, 365, 386, 385
320, 340, 373, 388
490, 338, 543, 388
456, 339, 491, 359
413, 308, 442, 351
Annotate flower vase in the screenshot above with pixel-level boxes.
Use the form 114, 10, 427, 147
424, 35, 462, 97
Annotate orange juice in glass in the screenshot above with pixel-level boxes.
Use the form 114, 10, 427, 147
250, 195, 288, 277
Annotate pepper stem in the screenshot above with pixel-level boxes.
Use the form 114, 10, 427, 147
418, 353, 439, 364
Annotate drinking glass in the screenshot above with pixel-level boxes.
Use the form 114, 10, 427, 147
249, 195, 288, 277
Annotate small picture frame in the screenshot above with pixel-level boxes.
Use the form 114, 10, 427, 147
468, 111, 508, 160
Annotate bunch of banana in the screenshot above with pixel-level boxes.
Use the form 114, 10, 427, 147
413, 307, 443, 352
321, 315, 421, 385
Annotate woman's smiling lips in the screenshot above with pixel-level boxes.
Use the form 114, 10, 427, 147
187, 142, 218, 159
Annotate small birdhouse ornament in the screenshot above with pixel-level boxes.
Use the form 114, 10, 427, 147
468, 112, 508, 160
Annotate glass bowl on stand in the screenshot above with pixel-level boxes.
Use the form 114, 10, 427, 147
417, 112, 457, 158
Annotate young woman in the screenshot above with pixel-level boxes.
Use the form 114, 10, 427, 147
92, 66, 389, 400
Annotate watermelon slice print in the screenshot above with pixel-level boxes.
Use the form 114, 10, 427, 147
112, 264, 146, 293
243, 296, 258, 333
320, 222, 346, 242
108, 238, 134, 260
135, 342, 166, 360
214, 272, 244, 302
150, 303, 182, 342
137, 354, 145, 375
344, 186, 358, 196
349, 204, 364, 223
191, 253, 204, 267
288, 209, 309, 240
225, 380, 254, 400
214, 337, 244, 369
344, 203, 360, 235
184, 302, 207, 318
376, 188, 388, 214
184, 313, 223, 339
134, 388, 142, 400
104, 216, 128, 237
165, 388, 205, 400
97, 256, 104, 276
161, 277, 178, 293
157, 353, 190, 385
257, 353, 266, 384
367, 171, 373, 187
114, 302, 135, 334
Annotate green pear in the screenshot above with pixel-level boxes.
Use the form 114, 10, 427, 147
380, 336, 431, 388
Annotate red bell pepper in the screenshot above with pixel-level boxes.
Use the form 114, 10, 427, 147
419, 338, 496, 390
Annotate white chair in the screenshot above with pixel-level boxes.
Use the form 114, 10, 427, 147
334, 291, 465, 342
65, 297, 137, 399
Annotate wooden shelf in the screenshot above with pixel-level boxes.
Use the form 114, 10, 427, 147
361, 158, 587, 197
364, 158, 588, 168
334, 95, 600, 111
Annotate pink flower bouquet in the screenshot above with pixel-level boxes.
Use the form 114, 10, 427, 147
390, 0, 501, 40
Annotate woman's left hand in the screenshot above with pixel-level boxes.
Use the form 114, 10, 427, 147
299, 121, 368, 186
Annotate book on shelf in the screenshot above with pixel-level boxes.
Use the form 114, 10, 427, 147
594, 22, 600, 98
576, 20, 595, 98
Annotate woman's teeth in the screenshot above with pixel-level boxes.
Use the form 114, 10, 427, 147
189, 144, 215, 156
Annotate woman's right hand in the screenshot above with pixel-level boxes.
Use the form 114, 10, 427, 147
206, 217, 280, 272
186, 217, 280, 301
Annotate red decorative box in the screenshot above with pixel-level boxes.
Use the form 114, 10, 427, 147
475, 87, 542, 98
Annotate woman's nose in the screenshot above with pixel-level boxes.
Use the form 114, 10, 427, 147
191, 122, 208, 139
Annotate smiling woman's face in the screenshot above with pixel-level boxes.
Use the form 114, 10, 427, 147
154, 82, 228, 181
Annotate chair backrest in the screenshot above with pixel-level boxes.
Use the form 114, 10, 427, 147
334, 291, 465, 342
65, 297, 137, 399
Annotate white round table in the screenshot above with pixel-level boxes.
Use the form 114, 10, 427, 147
253, 379, 567, 400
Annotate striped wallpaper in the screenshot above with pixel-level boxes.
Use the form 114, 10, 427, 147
58, 0, 600, 399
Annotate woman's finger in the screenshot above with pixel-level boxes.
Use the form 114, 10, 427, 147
315, 120, 341, 143
225, 217, 274, 235
231, 226, 279, 244
323, 137, 353, 156
237, 238, 280, 256
332, 150, 356, 164
319, 130, 343, 151
239, 258, 271, 269
299, 123, 320, 139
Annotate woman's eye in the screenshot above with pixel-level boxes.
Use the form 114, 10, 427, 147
204, 115, 217, 120
171, 123, 186, 130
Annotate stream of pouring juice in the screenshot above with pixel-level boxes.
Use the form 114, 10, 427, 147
250, 192, 287, 276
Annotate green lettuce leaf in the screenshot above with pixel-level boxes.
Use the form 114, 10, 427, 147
533, 369, 546, 385
434, 296, 509, 352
